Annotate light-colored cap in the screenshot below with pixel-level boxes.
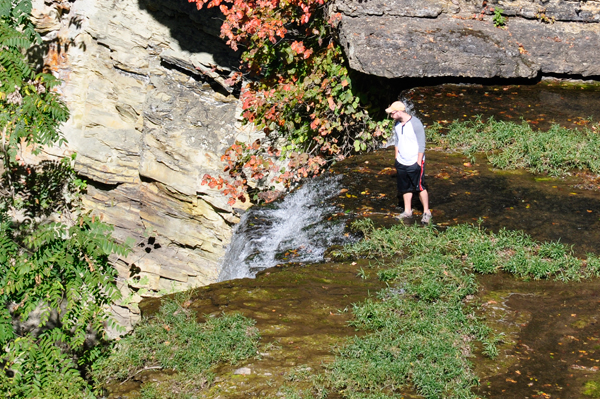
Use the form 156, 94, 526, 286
385, 101, 406, 113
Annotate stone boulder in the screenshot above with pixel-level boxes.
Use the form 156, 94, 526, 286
333, 0, 600, 78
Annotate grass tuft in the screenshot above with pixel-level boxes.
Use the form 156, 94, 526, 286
92, 296, 260, 397
428, 117, 600, 176
330, 220, 600, 398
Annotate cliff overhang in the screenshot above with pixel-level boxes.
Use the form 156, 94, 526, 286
333, 0, 600, 79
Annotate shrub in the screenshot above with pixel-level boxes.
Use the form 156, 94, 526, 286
1, 1, 132, 396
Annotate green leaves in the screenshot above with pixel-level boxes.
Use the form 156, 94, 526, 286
1, 0, 68, 165
194, 0, 389, 202
0, 2, 132, 397
493, 7, 506, 27
0, 165, 132, 399
0, 333, 95, 399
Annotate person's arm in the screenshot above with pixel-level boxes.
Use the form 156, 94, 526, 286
413, 118, 426, 166
392, 122, 399, 160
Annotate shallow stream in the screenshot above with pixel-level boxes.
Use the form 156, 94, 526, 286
122, 81, 600, 398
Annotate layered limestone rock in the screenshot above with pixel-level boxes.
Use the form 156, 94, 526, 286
32, 0, 600, 333
333, 0, 600, 79
31, 0, 257, 331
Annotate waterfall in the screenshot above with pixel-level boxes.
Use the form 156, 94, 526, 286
218, 174, 347, 281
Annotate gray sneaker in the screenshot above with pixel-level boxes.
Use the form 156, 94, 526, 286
421, 211, 432, 224
396, 211, 413, 220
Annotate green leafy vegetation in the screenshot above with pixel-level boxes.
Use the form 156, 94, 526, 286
492, 7, 506, 27
429, 117, 600, 176
1, 0, 68, 164
327, 220, 600, 398
192, 0, 390, 203
1, 1, 132, 397
583, 380, 600, 398
92, 296, 260, 398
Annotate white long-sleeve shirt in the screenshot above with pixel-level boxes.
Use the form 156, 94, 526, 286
393, 116, 426, 166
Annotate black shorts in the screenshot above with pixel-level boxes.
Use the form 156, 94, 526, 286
395, 160, 428, 194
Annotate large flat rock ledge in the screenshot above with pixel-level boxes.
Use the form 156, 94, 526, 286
334, 0, 600, 79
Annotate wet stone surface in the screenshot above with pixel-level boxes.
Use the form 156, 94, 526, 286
476, 275, 600, 399
404, 80, 600, 132
331, 148, 600, 257
118, 81, 600, 398
132, 261, 385, 398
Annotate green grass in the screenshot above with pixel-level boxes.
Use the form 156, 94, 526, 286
583, 380, 600, 398
328, 219, 600, 399
92, 296, 260, 397
428, 117, 600, 176
90, 220, 600, 399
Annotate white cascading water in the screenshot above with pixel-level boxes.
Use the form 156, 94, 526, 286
218, 174, 347, 281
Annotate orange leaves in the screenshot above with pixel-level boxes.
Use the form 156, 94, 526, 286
264, 106, 277, 121
202, 139, 331, 205
328, 12, 342, 25
189, 0, 321, 53
201, 174, 226, 189
201, 172, 247, 206
190, 0, 388, 204
327, 96, 336, 111
290, 40, 305, 55
289, 40, 313, 59
310, 118, 320, 130
223, 71, 243, 87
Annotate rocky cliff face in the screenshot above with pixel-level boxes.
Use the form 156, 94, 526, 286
31, 0, 257, 330
333, 0, 600, 79
31, 0, 599, 331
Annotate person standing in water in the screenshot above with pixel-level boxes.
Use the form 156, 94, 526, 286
386, 101, 432, 224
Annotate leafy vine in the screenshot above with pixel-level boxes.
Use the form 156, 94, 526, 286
190, 0, 390, 203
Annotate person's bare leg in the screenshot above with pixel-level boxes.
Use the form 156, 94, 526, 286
403, 192, 413, 215
419, 189, 430, 214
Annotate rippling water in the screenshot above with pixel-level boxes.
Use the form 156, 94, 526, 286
218, 174, 348, 281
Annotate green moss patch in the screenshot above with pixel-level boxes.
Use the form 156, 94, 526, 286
328, 220, 600, 399
428, 118, 600, 177
92, 296, 260, 398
